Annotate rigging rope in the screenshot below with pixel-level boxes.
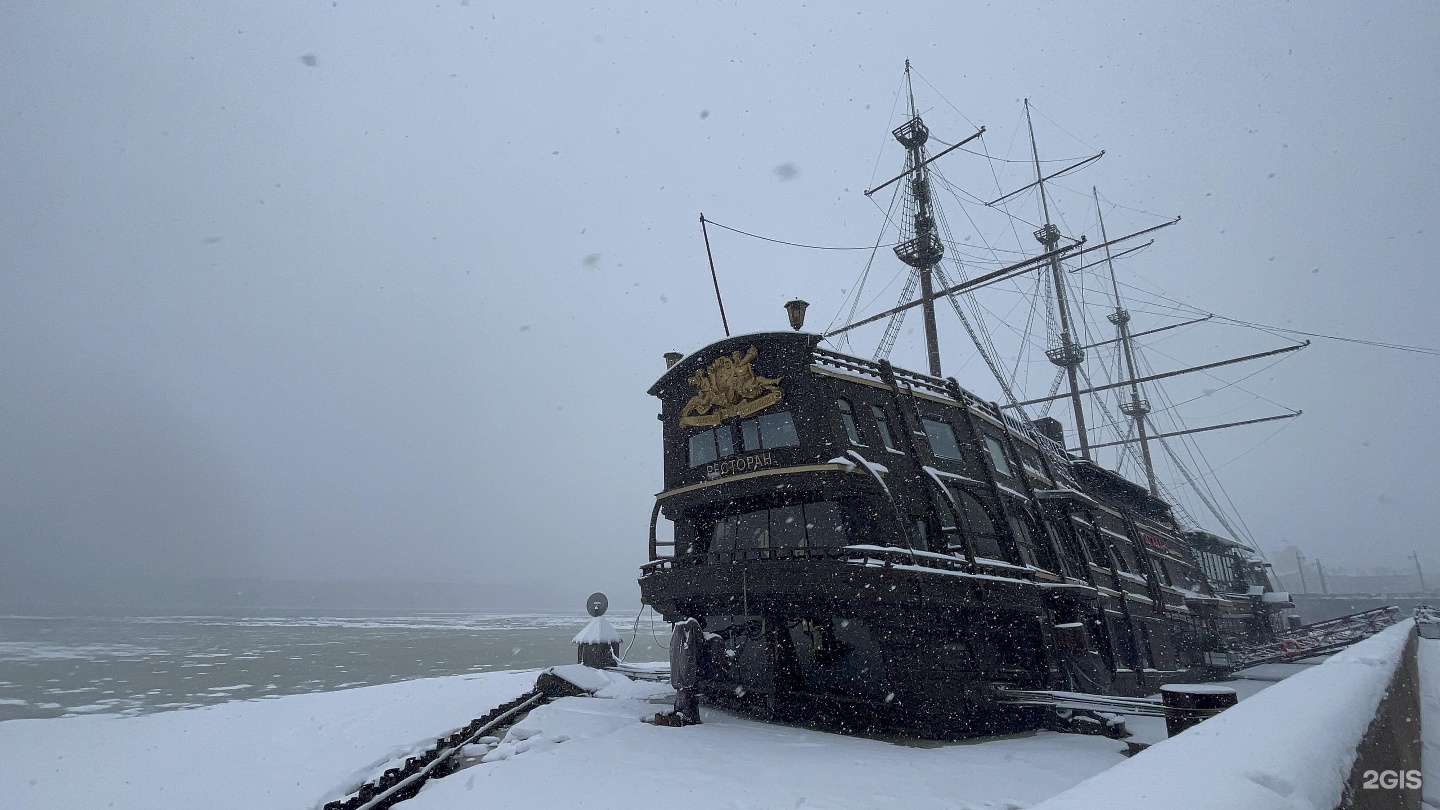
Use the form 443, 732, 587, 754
703, 218, 900, 251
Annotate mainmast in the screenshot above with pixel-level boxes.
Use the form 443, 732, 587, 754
892, 61, 945, 377
1025, 100, 1090, 460
1095, 187, 1159, 497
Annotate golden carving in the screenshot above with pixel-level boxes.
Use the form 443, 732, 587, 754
679, 346, 783, 428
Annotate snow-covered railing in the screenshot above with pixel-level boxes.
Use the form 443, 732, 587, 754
1231, 606, 1400, 669
640, 543, 1039, 584
1031, 620, 1421, 810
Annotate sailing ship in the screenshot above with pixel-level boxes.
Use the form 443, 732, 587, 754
638, 64, 1301, 737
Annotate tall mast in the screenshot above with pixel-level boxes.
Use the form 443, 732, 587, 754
892, 60, 945, 376
1026, 100, 1090, 459
1095, 187, 1159, 496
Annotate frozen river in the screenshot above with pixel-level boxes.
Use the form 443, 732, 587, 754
0, 612, 664, 721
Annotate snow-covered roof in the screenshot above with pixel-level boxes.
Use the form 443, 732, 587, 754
572, 617, 622, 645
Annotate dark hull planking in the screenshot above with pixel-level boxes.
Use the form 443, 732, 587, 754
640, 332, 1289, 737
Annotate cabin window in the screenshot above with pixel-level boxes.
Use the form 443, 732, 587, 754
740, 411, 801, 451
1045, 521, 1084, 579
1018, 446, 1048, 478
921, 418, 963, 460
770, 504, 805, 548
983, 436, 1013, 476
1076, 525, 1108, 568
1110, 535, 1139, 573
950, 488, 1005, 561
1155, 558, 1175, 586
1018, 510, 1062, 573
735, 510, 769, 550
1007, 514, 1040, 568
803, 501, 847, 548
708, 501, 848, 553
871, 405, 899, 451
837, 399, 865, 445
688, 424, 739, 467
912, 518, 929, 550
711, 513, 736, 551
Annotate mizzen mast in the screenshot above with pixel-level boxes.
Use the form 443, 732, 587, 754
1025, 100, 1091, 460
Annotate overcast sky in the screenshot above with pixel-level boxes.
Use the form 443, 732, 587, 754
2, 1, 1437, 612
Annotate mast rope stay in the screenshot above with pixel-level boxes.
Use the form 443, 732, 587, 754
827, 182, 906, 350
1134, 341, 1264, 550
700, 218, 904, 251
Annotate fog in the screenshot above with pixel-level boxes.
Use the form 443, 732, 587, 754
2, 2, 1437, 613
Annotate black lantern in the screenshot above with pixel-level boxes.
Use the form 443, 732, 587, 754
784, 299, 810, 331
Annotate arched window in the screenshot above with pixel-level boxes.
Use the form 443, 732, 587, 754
950, 488, 1005, 561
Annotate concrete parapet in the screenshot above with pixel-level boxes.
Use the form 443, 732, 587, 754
1031, 621, 1419, 810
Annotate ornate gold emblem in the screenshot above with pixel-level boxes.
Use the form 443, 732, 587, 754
679, 346, 783, 428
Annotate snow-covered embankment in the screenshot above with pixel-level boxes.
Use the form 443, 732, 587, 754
1034, 620, 1422, 810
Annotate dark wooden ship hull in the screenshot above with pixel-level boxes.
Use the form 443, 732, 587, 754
639, 332, 1290, 738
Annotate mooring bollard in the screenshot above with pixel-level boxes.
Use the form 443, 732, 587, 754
1160, 683, 1238, 737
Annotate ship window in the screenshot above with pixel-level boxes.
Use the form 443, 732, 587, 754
1018, 446, 1047, 478
983, 436, 1013, 477
912, 518, 929, 551
740, 411, 800, 451
1016, 510, 1060, 572
1077, 526, 1108, 568
770, 505, 805, 548
1111, 537, 1138, 573
871, 405, 898, 451
688, 425, 739, 467
1008, 515, 1040, 568
803, 501, 847, 548
716, 424, 735, 457
760, 411, 800, 448
689, 432, 717, 466
735, 510, 769, 551
950, 488, 1005, 560
922, 418, 963, 460
711, 515, 737, 552
1045, 521, 1082, 578
837, 399, 864, 445
707, 501, 848, 553
1155, 558, 1174, 586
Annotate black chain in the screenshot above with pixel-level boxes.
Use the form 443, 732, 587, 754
321, 689, 548, 810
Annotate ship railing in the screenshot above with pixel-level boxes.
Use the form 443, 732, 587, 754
1229, 606, 1401, 669
890, 366, 960, 400
811, 348, 956, 401
812, 347, 1080, 487
639, 543, 1038, 583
